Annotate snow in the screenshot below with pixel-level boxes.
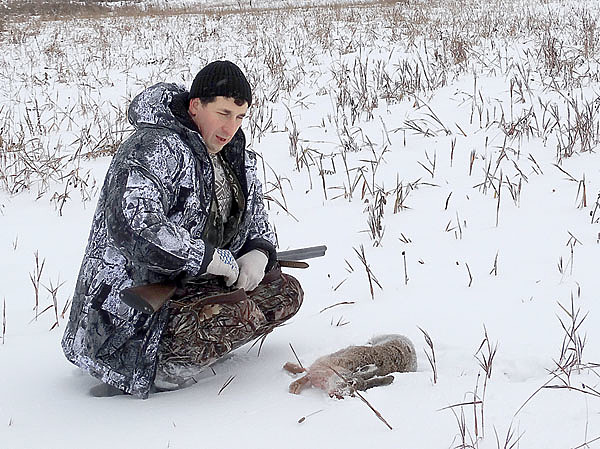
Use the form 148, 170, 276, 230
1, 0, 600, 447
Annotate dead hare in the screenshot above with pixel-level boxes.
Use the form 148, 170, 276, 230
284, 334, 417, 398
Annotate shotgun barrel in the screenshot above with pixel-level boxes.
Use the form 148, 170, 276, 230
277, 245, 327, 261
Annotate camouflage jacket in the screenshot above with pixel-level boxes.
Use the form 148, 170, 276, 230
61, 83, 276, 398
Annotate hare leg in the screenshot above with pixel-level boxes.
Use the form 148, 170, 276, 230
283, 362, 306, 374
362, 375, 395, 390
289, 375, 311, 394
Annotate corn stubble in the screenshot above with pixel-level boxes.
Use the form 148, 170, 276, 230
1, 0, 600, 445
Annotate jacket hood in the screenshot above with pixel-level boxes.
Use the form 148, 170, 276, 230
128, 82, 189, 132
126, 82, 247, 164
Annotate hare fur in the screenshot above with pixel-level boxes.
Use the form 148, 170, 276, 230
284, 334, 417, 397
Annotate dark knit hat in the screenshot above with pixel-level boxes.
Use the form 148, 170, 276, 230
189, 60, 252, 106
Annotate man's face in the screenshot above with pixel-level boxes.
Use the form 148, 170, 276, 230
189, 96, 248, 154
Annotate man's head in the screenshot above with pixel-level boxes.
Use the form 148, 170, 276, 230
188, 60, 252, 154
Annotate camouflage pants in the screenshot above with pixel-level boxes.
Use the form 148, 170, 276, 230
155, 267, 303, 387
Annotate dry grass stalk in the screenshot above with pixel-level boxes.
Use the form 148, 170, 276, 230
402, 251, 409, 285
247, 330, 271, 357
328, 366, 393, 431
475, 327, 498, 438
263, 163, 295, 219
465, 262, 473, 287
417, 149, 437, 178
366, 187, 387, 246
475, 327, 498, 381
445, 192, 452, 210
443, 400, 483, 449
590, 193, 600, 224
333, 278, 347, 291
489, 252, 499, 276
319, 301, 355, 313
353, 245, 382, 300
565, 231, 582, 276
543, 383, 600, 399
60, 297, 72, 320
289, 343, 304, 370
572, 435, 600, 449
392, 179, 411, 213
217, 375, 236, 395
576, 174, 587, 208
516, 376, 555, 416
552, 163, 578, 182
493, 421, 524, 449
331, 316, 350, 327
456, 211, 464, 240
398, 233, 412, 244
28, 304, 55, 324
44, 276, 66, 331
317, 155, 329, 201
263, 193, 299, 222
297, 409, 324, 424
516, 293, 594, 416
418, 326, 437, 384
554, 293, 588, 378
495, 171, 502, 227
469, 150, 476, 176
29, 251, 45, 321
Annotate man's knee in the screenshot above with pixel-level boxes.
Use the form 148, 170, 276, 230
254, 272, 303, 324
280, 273, 303, 319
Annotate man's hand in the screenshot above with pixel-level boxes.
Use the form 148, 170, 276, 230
206, 249, 240, 286
235, 249, 268, 291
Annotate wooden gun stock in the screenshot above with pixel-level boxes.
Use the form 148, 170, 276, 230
120, 282, 177, 315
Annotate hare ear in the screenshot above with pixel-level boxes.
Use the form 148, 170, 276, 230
363, 375, 395, 390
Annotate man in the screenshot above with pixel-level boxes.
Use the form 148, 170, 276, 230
62, 61, 303, 398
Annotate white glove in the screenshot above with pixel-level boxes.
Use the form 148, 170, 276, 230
206, 249, 240, 287
235, 249, 268, 292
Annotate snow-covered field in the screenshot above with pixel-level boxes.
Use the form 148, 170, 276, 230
2, 0, 600, 447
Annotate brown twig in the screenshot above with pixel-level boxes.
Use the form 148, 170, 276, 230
247, 330, 272, 356
418, 326, 437, 384
445, 192, 452, 210
298, 409, 324, 424
465, 262, 473, 287
489, 252, 499, 276
438, 400, 483, 412
402, 251, 409, 285
514, 375, 558, 416
328, 366, 393, 430
572, 435, 600, 449
29, 251, 45, 321
333, 279, 347, 291
28, 304, 54, 324
44, 276, 65, 331
319, 301, 355, 313
331, 316, 350, 327
217, 375, 236, 395
495, 171, 502, 227
353, 245, 382, 300
289, 343, 304, 370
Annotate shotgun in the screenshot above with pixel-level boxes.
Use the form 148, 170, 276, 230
120, 245, 326, 315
